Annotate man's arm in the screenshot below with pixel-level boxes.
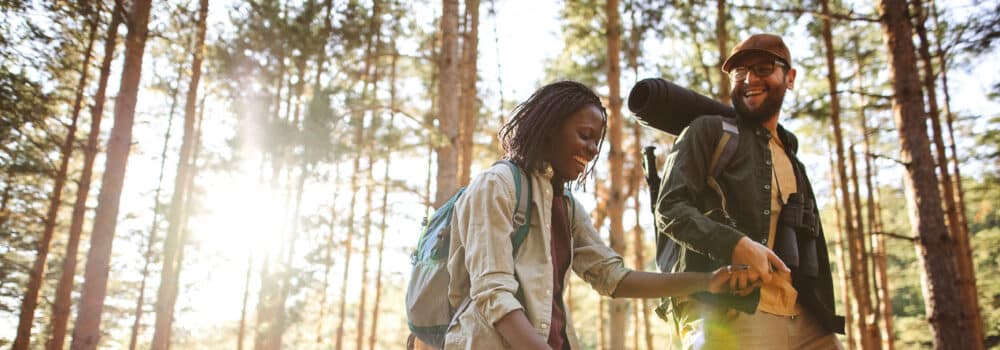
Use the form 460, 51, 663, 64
655, 116, 788, 288
654, 116, 746, 263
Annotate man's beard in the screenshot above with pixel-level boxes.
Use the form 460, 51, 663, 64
732, 84, 786, 124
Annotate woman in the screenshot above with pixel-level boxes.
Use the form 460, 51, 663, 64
445, 81, 737, 349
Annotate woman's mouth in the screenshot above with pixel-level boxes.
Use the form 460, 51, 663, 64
573, 155, 590, 169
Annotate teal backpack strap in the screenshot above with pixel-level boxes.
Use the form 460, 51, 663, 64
494, 160, 533, 254
564, 189, 575, 230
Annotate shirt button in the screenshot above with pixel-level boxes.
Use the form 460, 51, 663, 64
764, 184, 771, 190
765, 160, 772, 165
763, 209, 771, 215
541, 323, 549, 329
546, 289, 552, 296
762, 238, 769, 244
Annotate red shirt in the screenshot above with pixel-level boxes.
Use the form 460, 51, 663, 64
547, 182, 572, 350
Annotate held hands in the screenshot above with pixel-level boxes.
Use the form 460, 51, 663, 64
727, 237, 790, 293
707, 265, 757, 295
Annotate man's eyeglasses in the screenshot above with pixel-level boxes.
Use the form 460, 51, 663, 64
729, 61, 787, 81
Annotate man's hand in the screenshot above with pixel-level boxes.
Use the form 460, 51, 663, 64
729, 237, 789, 291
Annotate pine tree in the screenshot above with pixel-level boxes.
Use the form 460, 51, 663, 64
69, 0, 154, 347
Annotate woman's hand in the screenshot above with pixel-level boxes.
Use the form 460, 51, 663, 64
708, 265, 759, 295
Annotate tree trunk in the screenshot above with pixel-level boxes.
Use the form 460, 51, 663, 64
252, 253, 279, 350
434, 0, 460, 208
47, 1, 122, 345
715, 0, 731, 105
457, 0, 479, 187
355, 5, 383, 346
354, 152, 375, 350
335, 2, 382, 347
69, 0, 153, 347
912, 2, 984, 346
13, 11, 98, 350
930, 5, 974, 303
819, 1, 878, 348
151, 1, 209, 348
312, 4, 335, 347
127, 58, 185, 350
878, 0, 970, 347
237, 253, 253, 350
316, 162, 339, 349
848, 143, 881, 349
369, 55, 396, 349
605, 0, 626, 348
854, 41, 895, 350
827, 142, 855, 349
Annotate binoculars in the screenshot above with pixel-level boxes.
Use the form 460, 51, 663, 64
775, 192, 819, 277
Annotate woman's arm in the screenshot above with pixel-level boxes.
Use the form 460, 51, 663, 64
493, 310, 550, 350
610, 266, 750, 298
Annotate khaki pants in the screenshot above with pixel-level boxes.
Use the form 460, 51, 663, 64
679, 303, 843, 350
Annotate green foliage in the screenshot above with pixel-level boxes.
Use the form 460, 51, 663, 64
545, 0, 605, 88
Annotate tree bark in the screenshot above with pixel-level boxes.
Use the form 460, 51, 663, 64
434, 0, 460, 208
13, 10, 98, 350
605, 0, 626, 348
47, 0, 122, 345
819, 1, 878, 348
929, 5, 973, 301
878, 0, 970, 347
151, 1, 209, 348
69, 0, 153, 347
48, 1, 122, 346
912, 2, 984, 346
457, 0, 479, 187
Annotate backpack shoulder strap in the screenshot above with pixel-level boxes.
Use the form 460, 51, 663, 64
493, 160, 533, 254
706, 118, 739, 217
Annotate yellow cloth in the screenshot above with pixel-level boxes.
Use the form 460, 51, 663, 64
757, 134, 801, 316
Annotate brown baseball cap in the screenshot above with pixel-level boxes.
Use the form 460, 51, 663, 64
721, 33, 791, 73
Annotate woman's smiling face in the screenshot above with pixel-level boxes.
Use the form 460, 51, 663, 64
545, 104, 605, 182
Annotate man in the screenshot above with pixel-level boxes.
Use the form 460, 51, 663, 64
655, 33, 845, 349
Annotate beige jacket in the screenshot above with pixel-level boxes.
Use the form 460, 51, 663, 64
445, 163, 631, 349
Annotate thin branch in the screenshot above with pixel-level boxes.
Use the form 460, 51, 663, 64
867, 152, 909, 167
873, 230, 917, 242
841, 89, 892, 101
732, 4, 880, 22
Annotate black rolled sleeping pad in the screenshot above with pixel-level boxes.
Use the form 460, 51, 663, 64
626, 78, 737, 135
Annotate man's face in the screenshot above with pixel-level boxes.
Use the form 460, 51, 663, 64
729, 53, 796, 124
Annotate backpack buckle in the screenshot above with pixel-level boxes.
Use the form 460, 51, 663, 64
513, 211, 526, 226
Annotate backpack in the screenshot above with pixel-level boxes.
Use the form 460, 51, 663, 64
647, 118, 740, 273
405, 160, 533, 348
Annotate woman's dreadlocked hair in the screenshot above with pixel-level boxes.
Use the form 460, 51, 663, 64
498, 80, 607, 186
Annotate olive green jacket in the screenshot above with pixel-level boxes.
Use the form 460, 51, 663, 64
654, 114, 844, 333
